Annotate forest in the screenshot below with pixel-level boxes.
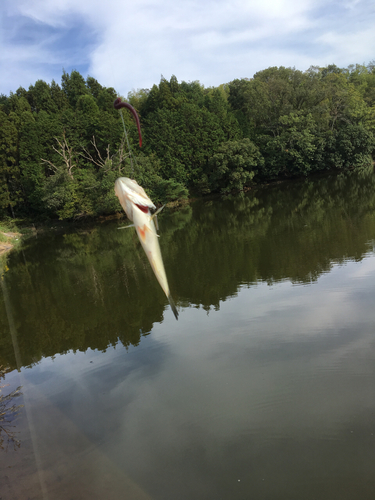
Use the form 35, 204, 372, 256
0, 63, 374, 221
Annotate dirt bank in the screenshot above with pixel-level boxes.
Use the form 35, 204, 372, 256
0, 232, 21, 255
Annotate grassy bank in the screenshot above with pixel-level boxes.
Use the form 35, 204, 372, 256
0, 221, 26, 256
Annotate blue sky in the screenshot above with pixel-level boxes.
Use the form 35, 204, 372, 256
1, 0, 374, 97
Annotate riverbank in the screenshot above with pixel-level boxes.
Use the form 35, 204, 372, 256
0, 223, 26, 256
0, 196, 191, 253
0, 163, 373, 257
0, 232, 20, 255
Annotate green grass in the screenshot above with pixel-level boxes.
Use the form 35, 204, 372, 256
0, 218, 24, 234
0, 221, 22, 247
0, 224, 12, 233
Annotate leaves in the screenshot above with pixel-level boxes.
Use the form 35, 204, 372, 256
0, 65, 374, 220
208, 138, 263, 193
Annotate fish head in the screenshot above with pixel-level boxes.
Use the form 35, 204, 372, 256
115, 177, 135, 221
115, 177, 156, 222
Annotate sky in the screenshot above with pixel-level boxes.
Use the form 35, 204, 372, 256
0, 0, 374, 97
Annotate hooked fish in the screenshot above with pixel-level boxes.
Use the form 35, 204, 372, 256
115, 177, 178, 320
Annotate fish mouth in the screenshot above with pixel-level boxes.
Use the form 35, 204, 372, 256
135, 204, 149, 214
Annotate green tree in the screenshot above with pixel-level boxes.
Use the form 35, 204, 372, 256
0, 108, 18, 215
61, 70, 88, 108
207, 138, 264, 193
27, 80, 57, 114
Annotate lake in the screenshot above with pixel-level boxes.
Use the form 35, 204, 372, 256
1, 167, 375, 500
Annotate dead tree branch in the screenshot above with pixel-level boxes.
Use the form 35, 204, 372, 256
41, 133, 76, 179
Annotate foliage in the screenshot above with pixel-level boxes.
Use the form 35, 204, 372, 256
0, 65, 374, 220
228, 65, 374, 180
207, 138, 264, 193
153, 178, 189, 203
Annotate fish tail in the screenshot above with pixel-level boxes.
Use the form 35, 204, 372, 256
168, 294, 179, 320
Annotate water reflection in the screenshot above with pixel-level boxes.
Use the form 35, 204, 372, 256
0, 365, 23, 451
1, 167, 375, 499
1, 168, 375, 369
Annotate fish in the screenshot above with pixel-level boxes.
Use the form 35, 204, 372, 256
114, 177, 178, 320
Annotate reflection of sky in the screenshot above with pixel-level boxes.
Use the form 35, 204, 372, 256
4, 253, 375, 499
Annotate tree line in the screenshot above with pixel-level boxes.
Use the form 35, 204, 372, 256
0, 63, 374, 220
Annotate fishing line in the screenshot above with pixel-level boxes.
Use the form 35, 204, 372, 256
105, 42, 139, 178
119, 108, 139, 176
109, 44, 139, 177
103, 42, 137, 178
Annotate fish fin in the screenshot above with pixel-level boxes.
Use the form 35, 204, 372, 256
154, 215, 159, 232
151, 205, 165, 231
118, 224, 135, 230
168, 294, 179, 320
150, 205, 165, 221
152, 205, 165, 218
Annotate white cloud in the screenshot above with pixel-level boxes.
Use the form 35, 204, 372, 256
1, 0, 374, 95
317, 27, 375, 63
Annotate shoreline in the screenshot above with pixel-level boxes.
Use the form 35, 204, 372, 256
0, 163, 373, 256
0, 243, 14, 255
0, 232, 21, 256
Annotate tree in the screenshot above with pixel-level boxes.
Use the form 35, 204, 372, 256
207, 138, 264, 193
61, 70, 88, 108
0, 108, 18, 215
27, 80, 57, 114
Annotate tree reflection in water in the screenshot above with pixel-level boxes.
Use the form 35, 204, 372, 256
1, 167, 375, 499
1, 166, 375, 371
0, 365, 23, 451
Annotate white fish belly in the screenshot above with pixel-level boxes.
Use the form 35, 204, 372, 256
133, 208, 170, 298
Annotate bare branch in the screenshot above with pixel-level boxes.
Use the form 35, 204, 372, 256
41, 134, 76, 179
80, 136, 108, 169
79, 135, 131, 174
41, 158, 58, 173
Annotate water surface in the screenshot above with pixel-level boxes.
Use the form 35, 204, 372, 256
1, 168, 375, 499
